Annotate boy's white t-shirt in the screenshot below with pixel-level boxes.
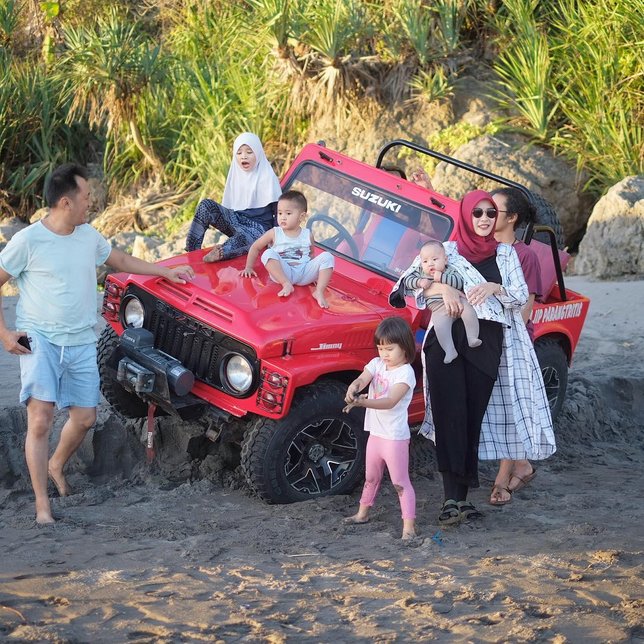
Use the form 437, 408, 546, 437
271, 226, 311, 266
363, 357, 416, 440
0, 221, 111, 346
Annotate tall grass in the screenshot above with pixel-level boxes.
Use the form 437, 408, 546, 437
434, 0, 466, 56
408, 65, 455, 104
0, 56, 90, 215
60, 7, 166, 173
0, 0, 638, 219
0, 0, 20, 48
249, 0, 302, 55
491, 0, 555, 140
548, 0, 643, 189
162, 1, 301, 220
491, 0, 641, 190
392, 0, 433, 66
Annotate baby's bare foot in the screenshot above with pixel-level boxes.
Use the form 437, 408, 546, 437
277, 283, 294, 297
312, 289, 329, 308
402, 529, 417, 540
343, 513, 369, 525
468, 338, 482, 348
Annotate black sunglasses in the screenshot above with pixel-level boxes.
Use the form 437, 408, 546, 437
472, 207, 498, 219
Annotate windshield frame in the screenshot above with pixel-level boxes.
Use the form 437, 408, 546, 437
283, 161, 454, 280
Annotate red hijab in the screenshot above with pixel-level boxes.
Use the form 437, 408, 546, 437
453, 189, 498, 264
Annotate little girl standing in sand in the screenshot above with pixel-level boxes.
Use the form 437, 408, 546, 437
344, 317, 417, 539
185, 132, 282, 262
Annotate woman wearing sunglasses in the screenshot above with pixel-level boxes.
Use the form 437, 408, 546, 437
395, 189, 554, 525
488, 188, 546, 505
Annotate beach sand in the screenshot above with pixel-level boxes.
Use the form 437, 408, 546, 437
1, 276, 643, 642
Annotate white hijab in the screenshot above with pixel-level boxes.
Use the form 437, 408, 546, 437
221, 132, 282, 211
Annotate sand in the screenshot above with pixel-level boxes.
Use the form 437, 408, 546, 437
1, 276, 643, 642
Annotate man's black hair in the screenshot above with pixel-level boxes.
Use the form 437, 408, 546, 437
279, 189, 307, 212
490, 187, 536, 231
45, 163, 89, 208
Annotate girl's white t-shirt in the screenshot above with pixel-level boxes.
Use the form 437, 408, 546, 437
363, 357, 416, 440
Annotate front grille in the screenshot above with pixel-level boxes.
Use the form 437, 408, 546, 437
126, 294, 258, 395
149, 308, 221, 383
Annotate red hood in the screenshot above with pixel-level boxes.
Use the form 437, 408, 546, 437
116, 250, 400, 358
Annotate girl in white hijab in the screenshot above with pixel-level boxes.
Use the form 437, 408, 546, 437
186, 132, 282, 262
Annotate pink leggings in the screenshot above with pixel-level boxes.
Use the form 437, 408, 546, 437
360, 435, 416, 519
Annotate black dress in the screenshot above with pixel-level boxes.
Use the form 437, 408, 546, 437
423, 255, 504, 488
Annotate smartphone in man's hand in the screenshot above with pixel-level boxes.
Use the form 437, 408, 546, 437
17, 335, 31, 351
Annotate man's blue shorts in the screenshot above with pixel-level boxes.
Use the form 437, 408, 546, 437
19, 331, 100, 409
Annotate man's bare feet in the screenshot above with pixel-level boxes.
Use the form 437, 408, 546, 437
48, 466, 70, 497
35, 499, 55, 525
277, 283, 294, 297
343, 513, 369, 525
203, 245, 223, 263
36, 512, 55, 526
312, 289, 329, 308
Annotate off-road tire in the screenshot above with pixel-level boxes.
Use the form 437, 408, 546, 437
97, 326, 149, 419
528, 192, 566, 250
240, 380, 367, 503
535, 337, 568, 421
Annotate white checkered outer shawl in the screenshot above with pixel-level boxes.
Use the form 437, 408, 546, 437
393, 242, 556, 461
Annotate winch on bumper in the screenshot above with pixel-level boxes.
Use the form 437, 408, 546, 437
113, 327, 197, 413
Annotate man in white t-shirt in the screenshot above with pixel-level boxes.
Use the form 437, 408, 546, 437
0, 163, 194, 525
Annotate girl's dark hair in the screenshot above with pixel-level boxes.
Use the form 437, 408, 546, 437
374, 317, 416, 363
45, 163, 89, 207
491, 187, 536, 231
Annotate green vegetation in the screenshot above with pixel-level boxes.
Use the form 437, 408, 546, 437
491, 0, 642, 191
0, 0, 640, 219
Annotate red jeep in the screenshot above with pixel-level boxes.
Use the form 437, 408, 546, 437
98, 140, 590, 503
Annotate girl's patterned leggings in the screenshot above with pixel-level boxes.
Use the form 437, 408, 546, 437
185, 199, 266, 260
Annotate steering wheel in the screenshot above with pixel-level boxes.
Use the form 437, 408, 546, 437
307, 214, 360, 259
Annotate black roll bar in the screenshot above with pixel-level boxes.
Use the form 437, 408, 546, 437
376, 139, 533, 201
531, 225, 567, 302
376, 139, 567, 301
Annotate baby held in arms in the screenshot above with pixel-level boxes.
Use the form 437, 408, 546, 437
403, 240, 482, 364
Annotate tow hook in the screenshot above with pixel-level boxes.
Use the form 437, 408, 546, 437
146, 402, 157, 463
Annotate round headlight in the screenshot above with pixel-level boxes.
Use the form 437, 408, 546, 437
123, 297, 145, 328
225, 354, 253, 393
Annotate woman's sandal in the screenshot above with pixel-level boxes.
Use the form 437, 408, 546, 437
489, 484, 512, 506
458, 500, 484, 521
438, 499, 461, 526
508, 468, 537, 493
